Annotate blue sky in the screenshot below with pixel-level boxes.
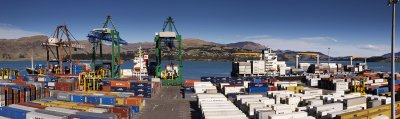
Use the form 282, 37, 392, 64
0, 0, 397, 57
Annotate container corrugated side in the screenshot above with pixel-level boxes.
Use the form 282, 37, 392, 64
45, 107, 79, 114
26, 110, 68, 119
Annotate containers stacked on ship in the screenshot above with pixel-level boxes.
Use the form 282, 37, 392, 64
238, 62, 252, 77
251, 60, 266, 76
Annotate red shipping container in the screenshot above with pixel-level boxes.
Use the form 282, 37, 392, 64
44, 88, 50, 98
111, 106, 130, 119
268, 86, 278, 91
18, 103, 47, 109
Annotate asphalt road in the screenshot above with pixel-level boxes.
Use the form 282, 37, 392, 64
135, 86, 201, 119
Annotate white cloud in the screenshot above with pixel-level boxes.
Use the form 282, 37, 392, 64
358, 44, 386, 51
244, 35, 389, 57
300, 36, 338, 42
0, 23, 43, 39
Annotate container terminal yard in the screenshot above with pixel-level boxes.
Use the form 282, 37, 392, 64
1, 1, 400, 119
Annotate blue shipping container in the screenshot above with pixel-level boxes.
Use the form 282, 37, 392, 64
0, 107, 29, 119
248, 87, 268, 93
86, 96, 101, 104
71, 94, 86, 103
375, 87, 389, 95
101, 96, 116, 105
130, 82, 150, 88
253, 79, 262, 83
111, 87, 129, 92
248, 83, 268, 88
131, 106, 140, 112
395, 80, 400, 85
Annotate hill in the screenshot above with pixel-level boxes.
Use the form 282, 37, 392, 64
0, 35, 268, 61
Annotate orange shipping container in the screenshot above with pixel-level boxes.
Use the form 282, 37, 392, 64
126, 97, 142, 106
184, 80, 200, 87
102, 86, 111, 91
110, 80, 130, 88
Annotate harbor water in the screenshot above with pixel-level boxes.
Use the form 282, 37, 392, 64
0, 61, 397, 79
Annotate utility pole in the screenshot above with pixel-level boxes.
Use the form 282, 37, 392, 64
328, 47, 331, 65
389, 0, 398, 118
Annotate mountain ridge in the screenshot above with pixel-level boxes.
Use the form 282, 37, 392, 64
0, 35, 395, 62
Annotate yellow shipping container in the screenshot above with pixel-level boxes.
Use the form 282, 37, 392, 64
116, 97, 126, 105
337, 110, 369, 119
365, 109, 390, 119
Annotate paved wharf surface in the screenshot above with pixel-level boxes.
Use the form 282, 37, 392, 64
135, 86, 201, 119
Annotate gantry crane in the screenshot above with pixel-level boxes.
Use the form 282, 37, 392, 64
87, 16, 127, 78
42, 25, 84, 74
296, 52, 320, 68
352, 78, 366, 95
350, 56, 367, 66
154, 16, 183, 86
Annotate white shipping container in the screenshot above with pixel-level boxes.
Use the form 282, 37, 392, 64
248, 102, 266, 116
271, 104, 291, 110
302, 89, 323, 95
194, 82, 214, 87
48, 82, 55, 87
274, 109, 292, 114
286, 97, 301, 105
269, 111, 308, 119
202, 105, 237, 109
206, 89, 218, 94
311, 103, 343, 115
344, 97, 366, 107
335, 82, 349, 91
374, 79, 385, 83
318, 108, 342, 118
257, 110, 275, 119
345, 103, 366, 110
224, 86, 244, 95
88, 107, 108, 113
38, 77, 45, 82
204, 114, 248, 119
26, 111, 67, 119
294, 116, 316, 119
45, 107, 79, 114
307, 99, 323, 106
295, 106, 308, 112
260, 98, 275, 105
8, 104, 38, 112
382, 97, 391, 105
203, 110, 244, 116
